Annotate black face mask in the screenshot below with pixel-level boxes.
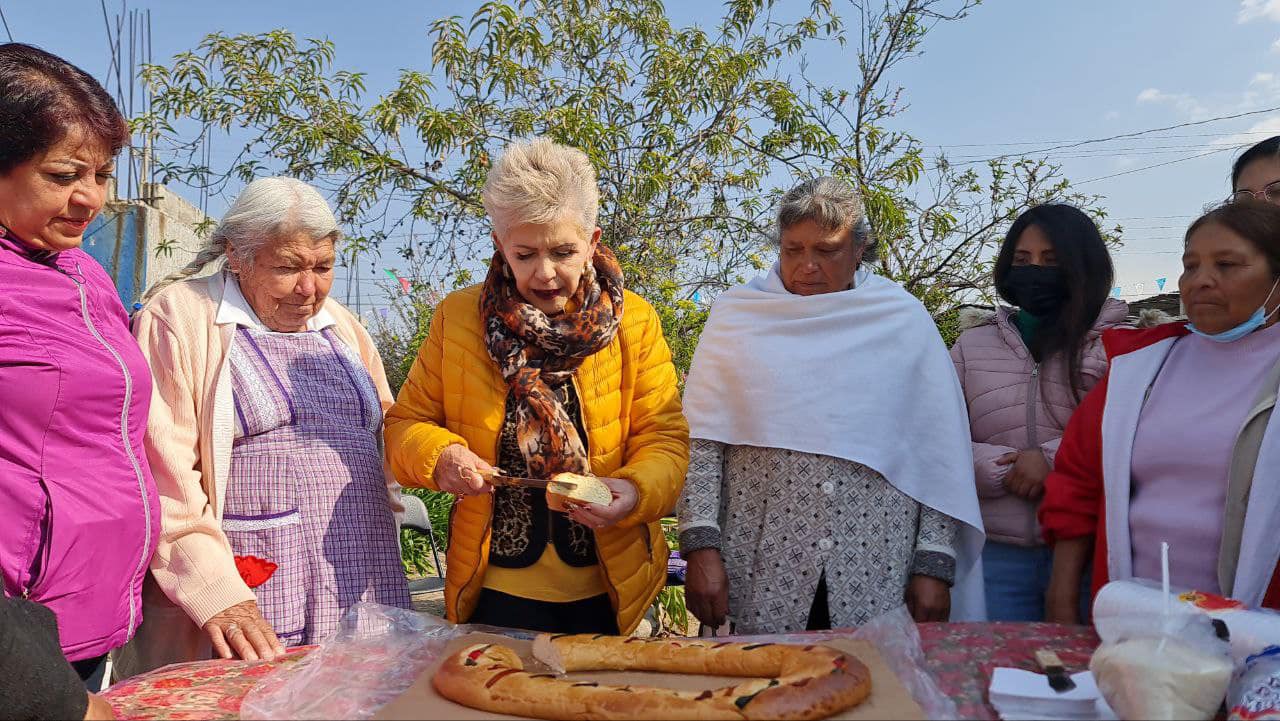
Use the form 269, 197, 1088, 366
998, 264, 1069, 317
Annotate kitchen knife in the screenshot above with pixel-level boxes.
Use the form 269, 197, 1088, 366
478, 470, 578, 490
1034, 649, 1077, 693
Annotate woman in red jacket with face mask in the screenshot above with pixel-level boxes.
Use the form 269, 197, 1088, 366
1041, 200, 1280, 623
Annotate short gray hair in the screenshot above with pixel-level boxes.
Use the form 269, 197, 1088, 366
482, 137, 600, 236
777, 176, 876, 264
143, 177, 340, 302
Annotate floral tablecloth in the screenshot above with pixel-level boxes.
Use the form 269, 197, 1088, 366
917, 622, 1098, 719
102, 622, 1099, 720
103, 647, 315, 721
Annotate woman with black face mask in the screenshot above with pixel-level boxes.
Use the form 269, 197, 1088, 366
950, 203, 1128, 622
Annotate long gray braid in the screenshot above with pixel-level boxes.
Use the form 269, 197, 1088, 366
140, 235, 229, 303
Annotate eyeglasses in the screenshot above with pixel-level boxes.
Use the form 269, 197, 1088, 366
1229, 180, 1280, 205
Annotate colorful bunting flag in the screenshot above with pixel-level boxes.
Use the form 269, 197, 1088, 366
1156, 277, 1167, 291
384, 268, 411, 295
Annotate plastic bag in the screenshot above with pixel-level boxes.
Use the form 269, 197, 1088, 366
1090, 611, 1234, 721
241, 602, 953, 719
1094, 578, 1280, 661
1228, 645, 1280, 721
726, 604, 958, 720
240, 603, 462, 720
851, 605, 959, 720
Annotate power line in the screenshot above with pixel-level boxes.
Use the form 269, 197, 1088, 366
0, 3, 13, 42
1109, 214, 1196, 220
932, 129, 1278, 150
946, 108, 1280, 168
950, 148, 1232, 165
947, 141, 1253, 159
1073, 145, 1240, 186
947, 144, 1253, 162
1006, 107, 1280, 156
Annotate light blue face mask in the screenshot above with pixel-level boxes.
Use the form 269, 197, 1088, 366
1187, 276, 1280, 343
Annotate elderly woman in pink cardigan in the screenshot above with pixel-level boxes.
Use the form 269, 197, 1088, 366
116, 178, 410, 677
950, 204, 1129, 622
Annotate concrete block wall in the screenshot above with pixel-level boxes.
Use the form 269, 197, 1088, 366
82, 184, 209, 308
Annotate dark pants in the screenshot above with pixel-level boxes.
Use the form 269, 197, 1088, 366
983, 542, 1094, 622
806, 573, 831, 631
73, 653, 107, 690
469, 589, 619, 635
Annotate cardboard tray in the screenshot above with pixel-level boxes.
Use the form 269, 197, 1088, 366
374, 633, 925, 720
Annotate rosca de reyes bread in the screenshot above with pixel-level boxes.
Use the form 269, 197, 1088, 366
547, 472, 613, 511
432, 633, 872, 720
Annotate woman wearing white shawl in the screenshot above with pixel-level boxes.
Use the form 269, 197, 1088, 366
677, 177, 986, 634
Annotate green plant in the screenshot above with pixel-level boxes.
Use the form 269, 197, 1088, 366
933, 308, 960, 347
399, 487, 454, 576
153, 236, 179, 259
653, 585, 689, 637
650, 517, 689, 635
369, 282, 440, 396
655, 288, 711, 381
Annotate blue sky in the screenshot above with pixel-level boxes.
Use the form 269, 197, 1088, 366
6, 0, 1280, 308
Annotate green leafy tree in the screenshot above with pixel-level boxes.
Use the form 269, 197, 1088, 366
136, 0, 1111, 340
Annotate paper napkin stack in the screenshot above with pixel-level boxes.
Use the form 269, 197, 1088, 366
989, 668, 1117, 721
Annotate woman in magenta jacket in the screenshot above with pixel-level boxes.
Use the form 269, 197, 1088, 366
0, 43, 158, 685
950, 204, 1127, 621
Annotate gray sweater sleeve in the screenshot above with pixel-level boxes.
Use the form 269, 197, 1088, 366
911, 505, 960, 585
676, 438, 727, 553
0, 597, 90, 721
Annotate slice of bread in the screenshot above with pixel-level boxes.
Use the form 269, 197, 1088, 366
546, 472, 613, 512
530, 633, 566, 674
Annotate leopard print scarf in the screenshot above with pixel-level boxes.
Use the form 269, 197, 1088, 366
482, 243, 625, 479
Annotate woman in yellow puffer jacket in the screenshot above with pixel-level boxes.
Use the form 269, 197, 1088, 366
385, 138, 689, 635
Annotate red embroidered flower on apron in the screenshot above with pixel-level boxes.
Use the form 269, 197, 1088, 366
234, 555, 278, 588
